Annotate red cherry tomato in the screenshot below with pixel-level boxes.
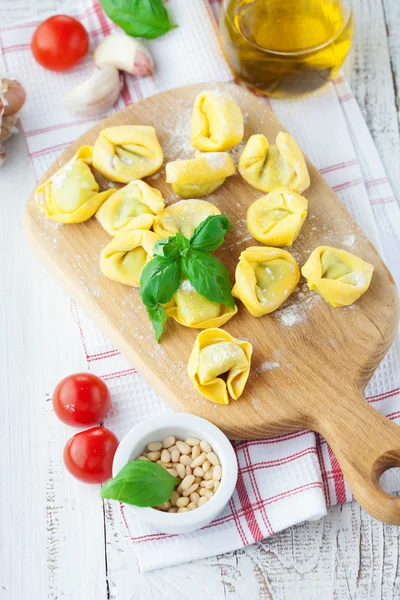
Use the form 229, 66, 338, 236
31, 15, 89, 72
53, 373, 111, 427
64, 427, 119, 484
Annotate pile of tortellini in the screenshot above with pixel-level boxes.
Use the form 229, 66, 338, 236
35, 89, 374, 405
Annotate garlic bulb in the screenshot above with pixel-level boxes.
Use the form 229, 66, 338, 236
0, 76, 27, 166
93, 34, 153, 77
64, 66, 122, 117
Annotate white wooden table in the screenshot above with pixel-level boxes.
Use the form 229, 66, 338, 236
1, 1, 399, 598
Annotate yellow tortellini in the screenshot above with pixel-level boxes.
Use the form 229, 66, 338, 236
247, 187, 308, 247
232, 246, 300, 316
301, 246, 374, 307
188, 328, 252, 404
100, 229, 161, 287
92, 126, 163, 183
166, 279, 238, 329
238, 132, 310, 194
35, 146, 114, 223
96, 180, 164, 236
191, 90, 244, 152
153, 199, 221, 239
165, 152, 236, 198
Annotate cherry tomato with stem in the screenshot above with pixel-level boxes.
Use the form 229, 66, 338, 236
52, 373, 111, 427
64, 427, 119, 484
31, 15, 89, 72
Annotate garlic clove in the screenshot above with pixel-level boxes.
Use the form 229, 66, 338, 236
93, 34, 153, 77
0, 78, 27, 116
64, 66, 122, 117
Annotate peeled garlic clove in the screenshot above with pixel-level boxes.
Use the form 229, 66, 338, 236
0, 78, 27, 116
64, 66, 122, 117
93, 34, 153, 77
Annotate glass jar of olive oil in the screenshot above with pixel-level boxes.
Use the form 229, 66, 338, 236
219, 0, 353, 97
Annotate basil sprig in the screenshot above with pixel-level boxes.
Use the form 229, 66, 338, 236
140, 214, 234, 341
101, 460, 179, 507
99, 0, 177, 39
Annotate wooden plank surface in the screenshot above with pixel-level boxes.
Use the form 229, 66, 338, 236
1, 0, 400, 598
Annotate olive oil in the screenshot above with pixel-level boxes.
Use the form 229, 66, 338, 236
219, 0, 353, 97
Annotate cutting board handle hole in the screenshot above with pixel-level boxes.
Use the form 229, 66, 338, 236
379, 467, 400, 495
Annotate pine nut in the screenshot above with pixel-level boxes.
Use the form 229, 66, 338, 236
193, 467, 204, 478
181, 475, 195, 491
213, 465, 222, 481
168, 507, 178, 513
167, 468, 178, 477
179, 454, 192, 466
199, 488, 213, 499
213, 481, 220, 493
191, 452, 206, 468
162, 436, 175, 449
191, 445, 201, 460
170, 448, 180, 463
190, 492, 200, 503
200, 440, 212, 453
137, 456, 149, 461
188, 502, 198, 510
186, 437, 200, 446
177, 507, 188, 513
198, 496, 208, 507
155, 500, 171, 510
177, 483, 183, 494
147, 451, 161, 461
202, 460, 211, 472
156, 460, 171, 468
182, 483, 199, 497
147, 442, 162, 452
185, 466, 192, 476
207, 452, 219, 466
176, 441, 191, 455
200, 481, 208, 488
204, 470, 213, 480
161, 449, 171, 463
176, 496, 190, 507
205, 480, 214, 489
170, 491, 180, 506
176, 463, 186, 479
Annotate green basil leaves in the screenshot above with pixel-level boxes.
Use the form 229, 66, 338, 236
140, 214, 234, 341
99, 0, 177, 40
101, 460, 179, 507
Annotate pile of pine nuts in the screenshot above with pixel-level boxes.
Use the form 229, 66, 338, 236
136, 435, 222, 513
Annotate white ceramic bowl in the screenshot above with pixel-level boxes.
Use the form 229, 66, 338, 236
112, 413, 238, 534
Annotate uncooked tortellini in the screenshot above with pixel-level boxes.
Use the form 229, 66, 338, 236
247, 187, 308, 247
35, 146, 114, 223
191, 90, 244, 151
232, 246, 300, 316
188, 328, 252, 404
238, 132, 310, 194
165, 152, 235, 198
166, 279, 237, 329
92, 126, 163, 183
301, 246, 374, 307
100, 229, 161, 287
96, 180, 164, 236
153, 199, 221, 239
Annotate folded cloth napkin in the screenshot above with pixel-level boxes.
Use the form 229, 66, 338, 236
4, 0, 399, 573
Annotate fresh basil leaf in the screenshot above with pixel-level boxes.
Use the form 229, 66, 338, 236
189, 215, 231, 252
175, 232, 191, 256
146, 305, 167, 342
140, 256, 181, 306
182, 250, 235, 308
99, 0, 177, 39
101, 460, 179, 507
153, 236, 180, 260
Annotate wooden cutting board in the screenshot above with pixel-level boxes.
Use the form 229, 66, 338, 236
24, 82, 400, 525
